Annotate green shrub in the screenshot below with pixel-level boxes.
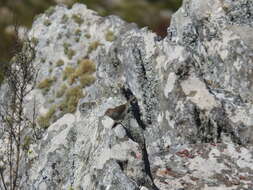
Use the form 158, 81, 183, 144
88, 41, 102, 53
85, 33, 91, 39
105, 31, 116, 42
79, 74, 96, 87
66, 59, 96, 85
63, 66, 75, 81
22, 136, 32, 151
61, 14, 69, 24
0, 70, 4, 85
56, 84, 67, 98
43, 19, 51, 26
76, 59, 96, 75
37, 77, 56, 90
72, 14, 84, 25
31, 37, 39, 46
37, 105, 57, 129
59, 86, 84, 113
75, 29, 81, 36
45, 6, 55, 17
67, 49, 76, 60
63, 43, 76, 60
56, 59, 65, 67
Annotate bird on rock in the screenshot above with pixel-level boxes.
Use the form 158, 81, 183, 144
104, 97, 136, 128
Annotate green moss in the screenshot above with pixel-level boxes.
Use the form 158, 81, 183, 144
88, 41, 102, 54
37, 77, 56, 90
56, 59, 65, 67
37, 105, 57, 129
56, 84, 67, 98
61, 14, 69, 24
59, 86, 84, 113
105, 31, 116, 42
72, 14, 84, 25
79, 74, 96, 87
43, 19, 51, 26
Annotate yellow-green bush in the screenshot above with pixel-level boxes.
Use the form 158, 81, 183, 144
88, 41, 102, 53
85, 33, 91, 39
66, 59, 96, 85
37, 105, 57, 129
59, 86, 84, 113
56, 84, 67, 98
105, 31, 116, 42
79, 74, 96, 87
76, 59, 96, 75
63, 66, 75, 80
72, 14, 84, 25
22, 136, 32, 151
37, 77, 56, 90
63, 43, 76, 60
56, 59, 65, 67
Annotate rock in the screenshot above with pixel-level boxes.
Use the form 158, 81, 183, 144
1, 0, 253, 189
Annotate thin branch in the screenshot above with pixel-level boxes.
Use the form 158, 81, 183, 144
0, 170, 8, 190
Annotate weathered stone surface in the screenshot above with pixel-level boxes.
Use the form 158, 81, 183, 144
1, 0, 253, 189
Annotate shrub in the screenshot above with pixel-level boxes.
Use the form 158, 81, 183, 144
45, 6, 55, 17
56, 59, 64, 67
37, 77, 56, 90
79, 74, 96, 87
31, 37, 39, 46
85, 33, 91, 39
75, 29, 81, 36
63, 66, 75, 81
61, 14, 69, 24
37, 105, 57, 129
67, 59, 96, 85
59, 86, 84, 113
22, 136, 32, 151
76, 59, 96, 75
105, 31, 116, 42
88, 41, 102, 53
56, 84, 67, 98
72, 14, 84, 25
67, 49, 76, 60
63, 43, 76, 60
43, 19, 51, 26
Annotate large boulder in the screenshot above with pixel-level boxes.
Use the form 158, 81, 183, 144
3, 0, 253, 189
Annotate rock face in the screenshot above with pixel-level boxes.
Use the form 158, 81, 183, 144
7, 0, 253, 189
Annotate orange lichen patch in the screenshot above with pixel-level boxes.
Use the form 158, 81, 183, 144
157, 168, 183, 178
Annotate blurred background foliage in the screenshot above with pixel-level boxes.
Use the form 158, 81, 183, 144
0, 0, 182, 64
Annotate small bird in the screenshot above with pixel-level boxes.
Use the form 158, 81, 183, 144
105, 97, 136, 127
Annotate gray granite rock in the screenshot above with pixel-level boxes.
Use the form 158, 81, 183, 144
1, 0, 253, 189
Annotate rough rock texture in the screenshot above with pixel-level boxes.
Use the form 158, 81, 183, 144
2, 0, 253, 189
